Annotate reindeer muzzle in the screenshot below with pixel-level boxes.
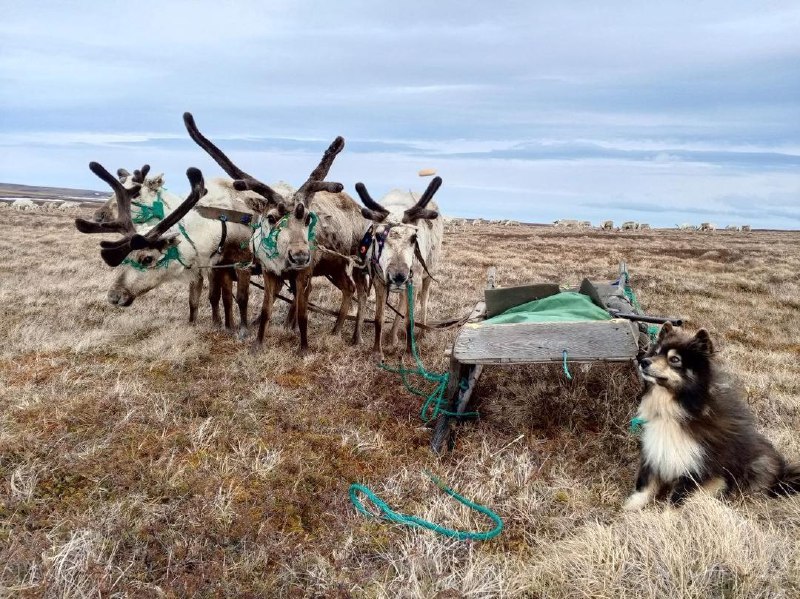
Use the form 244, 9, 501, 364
107, 287, 135, 307
287, 250, 311, 269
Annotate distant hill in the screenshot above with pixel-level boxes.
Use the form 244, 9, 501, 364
0, 182, 106, 203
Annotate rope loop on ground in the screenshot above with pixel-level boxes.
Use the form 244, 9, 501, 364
349, 471, 503, 541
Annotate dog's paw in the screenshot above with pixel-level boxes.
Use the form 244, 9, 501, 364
622, 491, 650, 511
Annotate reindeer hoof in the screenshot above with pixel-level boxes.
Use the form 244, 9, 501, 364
249, 342, 263, 355
237, 327, 249, 341
298, 346, 311, 357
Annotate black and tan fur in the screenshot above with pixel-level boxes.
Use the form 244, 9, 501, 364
624, 323, 800, 510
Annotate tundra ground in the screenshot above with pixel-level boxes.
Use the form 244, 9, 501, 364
1, 208, 799, 597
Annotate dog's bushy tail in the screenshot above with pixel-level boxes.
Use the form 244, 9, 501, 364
770, 462, 800, 496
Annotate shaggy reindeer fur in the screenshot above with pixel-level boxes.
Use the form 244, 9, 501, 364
184, 112, 366, 351
355, 178, 444, 361
624, 323, 800, 510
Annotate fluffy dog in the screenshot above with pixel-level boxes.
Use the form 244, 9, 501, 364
624, 323, 799, 510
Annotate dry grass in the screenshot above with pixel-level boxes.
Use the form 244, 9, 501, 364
1, 209, 799, 597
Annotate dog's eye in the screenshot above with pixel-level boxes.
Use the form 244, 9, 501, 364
669, 355, 681, 365
140, 256, 154, 266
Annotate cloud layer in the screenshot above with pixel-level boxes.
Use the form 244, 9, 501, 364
1, 1, 798, 227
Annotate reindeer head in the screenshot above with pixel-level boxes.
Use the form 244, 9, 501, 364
92, 164, 152, 223
75, 162, 206, 306
183, 112, 343, 273
355, 177, 441, 289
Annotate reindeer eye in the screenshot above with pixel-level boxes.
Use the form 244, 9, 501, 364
410, 233, 418, 245
266, 214, 277, 226
669, 355, 682, 365
140, 256, 154, 266
305, 214, 312, 226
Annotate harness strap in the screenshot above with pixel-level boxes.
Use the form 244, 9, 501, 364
414, 241, 437, 282
212, 219, 227, 257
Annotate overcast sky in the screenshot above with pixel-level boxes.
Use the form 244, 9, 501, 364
1, 1, 799, 228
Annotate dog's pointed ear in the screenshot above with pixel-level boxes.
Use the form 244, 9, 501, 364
692, 328, 714, 355
656, 321, 673, 344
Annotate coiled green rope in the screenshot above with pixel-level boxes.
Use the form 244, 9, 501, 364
349, 471, 503, 541
379, 283, 477, 422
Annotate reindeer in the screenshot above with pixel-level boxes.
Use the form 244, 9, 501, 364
621, 221, 638, 230
354, 177, 444, 361
90, 161, 260, 334
741, 224, 752, 232
700, 222, 717, 232
601, 220, 614, 230
11, 199, 36, 210
74, 162, 255, 335
92, 165, 157, 222
639, 223, 651, 230
183, 112, 368, 353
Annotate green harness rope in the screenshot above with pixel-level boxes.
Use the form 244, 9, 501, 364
131, 190, 166, 225
562, 349, 573, 380
379, 283, 477, 422
629, 416, 647, 435
258, 212, 318, 259
121, 222, 193, 271
349, 471, 503, 541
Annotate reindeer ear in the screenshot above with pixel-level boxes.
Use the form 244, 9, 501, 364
692, 329, 714, 355
148, 173, 165, 189
244, 196, 271, 214
403, 208, 438, 223
361, 207, 387, 222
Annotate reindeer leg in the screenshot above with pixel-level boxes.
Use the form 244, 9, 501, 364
372, 282, 386, 362
389, 293, 406, 346
416, 275, 432, 342
351, 270, 367, 346
222, 267, 234, 331
404, 283, 417, 355
189, 271, 204, 324
284, 274, 298, 330
236, 268, 251, 340
296, 269, 312, 355
209, 269, 223, 327
332, 272, 353, 335
254, 272, 279, 351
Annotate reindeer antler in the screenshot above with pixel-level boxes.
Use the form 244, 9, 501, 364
403, 176, 442, 223
183, 112, 284, 206
132, 164, 151, 184
99, 167, 206, 267
77, 162, 207, 267
295, 136, 345, 206
76, 161, 139, 235
354, 182, 390, 222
